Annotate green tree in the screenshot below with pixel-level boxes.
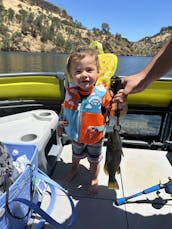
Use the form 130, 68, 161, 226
21, 21, 29, 35
41, 27, 51, 42
92, 27, 101, 36
34, 15, 43, 31
0, 22, 8, 35
115, 33, 122, 40
64, 39, 73, 53
27, 12, 34, 24
1, 36, 11, 51
55, 33, 65, 49
7, 8, 15, 21
0, 6, 7, 23
101, 22, 110, 34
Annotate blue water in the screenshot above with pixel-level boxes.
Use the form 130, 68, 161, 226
117, 56, 172, 78
117, 56, 152, 76
0, 52, 171, 78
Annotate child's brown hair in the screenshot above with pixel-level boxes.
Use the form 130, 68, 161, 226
66, 46, 100, 76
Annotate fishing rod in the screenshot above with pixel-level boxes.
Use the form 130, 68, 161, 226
115, 177, 172, 206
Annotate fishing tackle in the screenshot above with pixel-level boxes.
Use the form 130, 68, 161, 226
115, 177, 172, 206
104, 75, 124, 190
109, 75, 123, 127
110, 75, 123, 96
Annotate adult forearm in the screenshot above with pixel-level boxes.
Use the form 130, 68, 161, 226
142, 36, 172, 84
121, 36, 172, 95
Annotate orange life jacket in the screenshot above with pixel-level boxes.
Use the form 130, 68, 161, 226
62, 83, 114, 145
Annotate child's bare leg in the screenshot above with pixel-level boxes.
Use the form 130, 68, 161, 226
88, 162, 100, 195
66, 156, 80, 182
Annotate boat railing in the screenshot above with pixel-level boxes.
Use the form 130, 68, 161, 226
0, 71, 65, 78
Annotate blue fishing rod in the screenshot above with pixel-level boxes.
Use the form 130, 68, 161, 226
115, 177, 172, 206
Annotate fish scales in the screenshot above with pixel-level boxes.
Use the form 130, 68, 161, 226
104, 129, 123, 190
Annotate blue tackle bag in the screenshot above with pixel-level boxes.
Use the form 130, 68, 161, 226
0, 143, 76, 229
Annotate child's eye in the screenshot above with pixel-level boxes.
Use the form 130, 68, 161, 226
75, 70, 81, 74
87, 68, 94, 73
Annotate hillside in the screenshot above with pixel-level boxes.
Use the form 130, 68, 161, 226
0, 0, 172, 55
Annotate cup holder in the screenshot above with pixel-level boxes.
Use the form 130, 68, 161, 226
21, 134, 37, 142
39, 112, 52, 117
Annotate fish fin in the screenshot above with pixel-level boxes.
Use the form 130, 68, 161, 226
116, 167, 121, 175
104, 165, 121, 175
104, 164, 109, 175
108, 179, 119, 190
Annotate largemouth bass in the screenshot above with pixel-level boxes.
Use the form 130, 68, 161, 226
104, 128, 123, 190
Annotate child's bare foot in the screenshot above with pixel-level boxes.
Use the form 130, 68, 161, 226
88, 179, 98, 195
65, 167, 78, 182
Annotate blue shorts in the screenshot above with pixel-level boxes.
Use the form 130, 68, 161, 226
72, 140, 103, 163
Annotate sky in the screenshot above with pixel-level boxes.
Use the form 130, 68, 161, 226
47, 0, 172, 42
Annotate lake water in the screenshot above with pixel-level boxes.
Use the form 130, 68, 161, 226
0, 51, 172, 78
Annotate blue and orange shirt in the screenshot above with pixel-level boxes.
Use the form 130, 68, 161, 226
61, 82, 115, 145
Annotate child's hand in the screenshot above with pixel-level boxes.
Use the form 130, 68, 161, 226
59, 120, 68, 126
57, 120, 68, 137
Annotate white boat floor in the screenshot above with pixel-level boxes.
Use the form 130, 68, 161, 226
39, 145, 172, 229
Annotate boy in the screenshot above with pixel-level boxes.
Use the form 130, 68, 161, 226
58, 46, 127, 195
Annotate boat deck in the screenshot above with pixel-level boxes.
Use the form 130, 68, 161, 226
39, 145, 172, 229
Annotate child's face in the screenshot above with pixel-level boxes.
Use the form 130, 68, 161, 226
70, 55, 99, 91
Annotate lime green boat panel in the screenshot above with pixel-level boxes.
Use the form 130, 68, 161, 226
0, 76, 62, 100
0, 73, 171, 107
128, 80, 172, 107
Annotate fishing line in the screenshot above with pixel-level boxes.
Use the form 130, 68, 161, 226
118, 170, 130, 229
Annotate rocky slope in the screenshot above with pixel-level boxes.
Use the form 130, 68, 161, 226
0, 0, 171, 55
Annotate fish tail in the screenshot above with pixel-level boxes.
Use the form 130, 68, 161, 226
103, 163, 109, 175
108, 179, 119, 190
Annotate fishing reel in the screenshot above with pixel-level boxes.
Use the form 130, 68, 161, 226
109, 75, 123, 125
164, 177, 172, 194
110, 75, 123, 95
